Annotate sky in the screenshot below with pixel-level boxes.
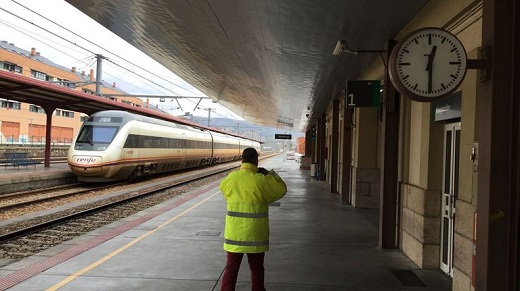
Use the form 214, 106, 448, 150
0, 0, 243, 120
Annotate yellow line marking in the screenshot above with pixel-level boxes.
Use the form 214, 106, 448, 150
46, 190, 221, 291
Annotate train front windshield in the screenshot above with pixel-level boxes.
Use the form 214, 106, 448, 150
75, 125, 119, 150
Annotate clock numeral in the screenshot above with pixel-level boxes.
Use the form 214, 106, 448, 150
449, 62, 461, 65
450, 74, 457, 79
450, 48, 457, 52
399, 62, 411, 66
413, 84, 418, 90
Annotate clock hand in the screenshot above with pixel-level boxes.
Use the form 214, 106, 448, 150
426, 46, 437, 93
425, 46, 437, 71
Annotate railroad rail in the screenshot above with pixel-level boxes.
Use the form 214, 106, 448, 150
0, 153, 277, 260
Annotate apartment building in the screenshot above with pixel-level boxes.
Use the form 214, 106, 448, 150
0, 41, 143, 144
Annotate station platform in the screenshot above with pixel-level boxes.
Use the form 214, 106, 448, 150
0, 162, 76, 194
0, 156, 451, 290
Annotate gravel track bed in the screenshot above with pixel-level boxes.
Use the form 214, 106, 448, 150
0, 171, 230, 261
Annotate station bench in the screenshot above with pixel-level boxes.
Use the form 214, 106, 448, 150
1, 152, 41, 169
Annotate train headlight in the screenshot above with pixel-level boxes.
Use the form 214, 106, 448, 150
97, 146, 107, 151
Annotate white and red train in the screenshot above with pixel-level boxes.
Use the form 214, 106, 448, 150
67, 110, 260, 182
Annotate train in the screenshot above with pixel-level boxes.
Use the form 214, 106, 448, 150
67, 110, 261, 182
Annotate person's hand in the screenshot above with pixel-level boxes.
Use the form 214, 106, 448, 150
257, 167, 269, 175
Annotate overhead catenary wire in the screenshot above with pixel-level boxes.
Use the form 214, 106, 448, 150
9, 0, 206, 98
0, 17, 91, 64
2, 1, 254, 126
1, 1, 202, 100
103, 57, 192, 97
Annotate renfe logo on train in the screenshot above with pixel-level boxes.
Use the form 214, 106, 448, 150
76, 157, 98, 163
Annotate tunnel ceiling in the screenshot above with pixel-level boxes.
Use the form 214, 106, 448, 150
65, 0, 428, 131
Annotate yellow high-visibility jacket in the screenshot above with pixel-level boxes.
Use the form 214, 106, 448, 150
219, 162, 287, 253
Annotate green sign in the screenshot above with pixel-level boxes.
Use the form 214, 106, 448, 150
346, 80, 381, 107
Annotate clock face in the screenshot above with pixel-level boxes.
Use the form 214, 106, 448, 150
389, 27, 467, 101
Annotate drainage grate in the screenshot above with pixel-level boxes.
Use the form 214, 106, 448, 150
390, 270, 427, 287
196, 231, 221, 236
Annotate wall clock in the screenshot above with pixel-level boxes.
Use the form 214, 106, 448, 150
388, 27, 467, 102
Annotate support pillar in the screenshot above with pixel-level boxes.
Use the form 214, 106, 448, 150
380, 40, 399, 249
340, 107, 353, 204
318, 113, 326, 181
476, 0, 520, 289
331, 100, 339, 193
43, 106, 56, 168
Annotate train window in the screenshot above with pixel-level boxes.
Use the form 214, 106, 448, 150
170, 139, 180, 148
152, 137, 161, 148
161, 137, 169, 148
143, 136, 152, 148
76, 125, 118, 145
124, 134, 139, 148
90, 116, 123, 123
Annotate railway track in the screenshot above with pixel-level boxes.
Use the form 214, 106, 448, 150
0, 183, 126, 212
0, 161, 238, 261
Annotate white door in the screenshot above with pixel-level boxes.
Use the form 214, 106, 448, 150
440, 122, 460, 276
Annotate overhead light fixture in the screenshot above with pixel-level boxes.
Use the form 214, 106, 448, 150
332, 40, 347, 56
332, 39, 386, 56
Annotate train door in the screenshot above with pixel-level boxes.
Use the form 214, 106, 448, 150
440, 122, 460, 276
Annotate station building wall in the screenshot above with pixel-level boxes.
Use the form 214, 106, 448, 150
321, 0, 482, 290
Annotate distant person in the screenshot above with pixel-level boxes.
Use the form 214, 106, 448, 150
219, 148, 287, 291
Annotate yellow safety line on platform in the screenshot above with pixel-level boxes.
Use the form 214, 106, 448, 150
46, 189, 221, 291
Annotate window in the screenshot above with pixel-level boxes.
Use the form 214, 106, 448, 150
124, 134, 139, 148
82, 88, 95, 95
76, 125, 119, 145
1, 100, 21, 110
1, 61, 22, 73
47, 76, 72, 87
55, 109, 74, 118
31, 70, 47, 80
29, 105, 45, 114
123, 134, 194, 149
62, 111, 74, 118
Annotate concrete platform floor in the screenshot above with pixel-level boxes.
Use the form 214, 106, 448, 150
0, 155, 452, 290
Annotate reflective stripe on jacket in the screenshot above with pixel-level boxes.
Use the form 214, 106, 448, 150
219, 162, 287, 253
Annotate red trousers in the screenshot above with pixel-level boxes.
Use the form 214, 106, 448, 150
221, 252, 265, 291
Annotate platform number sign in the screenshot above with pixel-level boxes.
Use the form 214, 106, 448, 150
346, 80, 381, 107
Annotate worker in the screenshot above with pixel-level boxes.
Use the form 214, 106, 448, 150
219, 147, 287, 291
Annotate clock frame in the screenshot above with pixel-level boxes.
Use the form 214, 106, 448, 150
388, 27, 467, 102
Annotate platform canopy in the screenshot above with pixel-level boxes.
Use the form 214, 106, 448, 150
0, 69, 247, 139
64, 0, 428, 131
